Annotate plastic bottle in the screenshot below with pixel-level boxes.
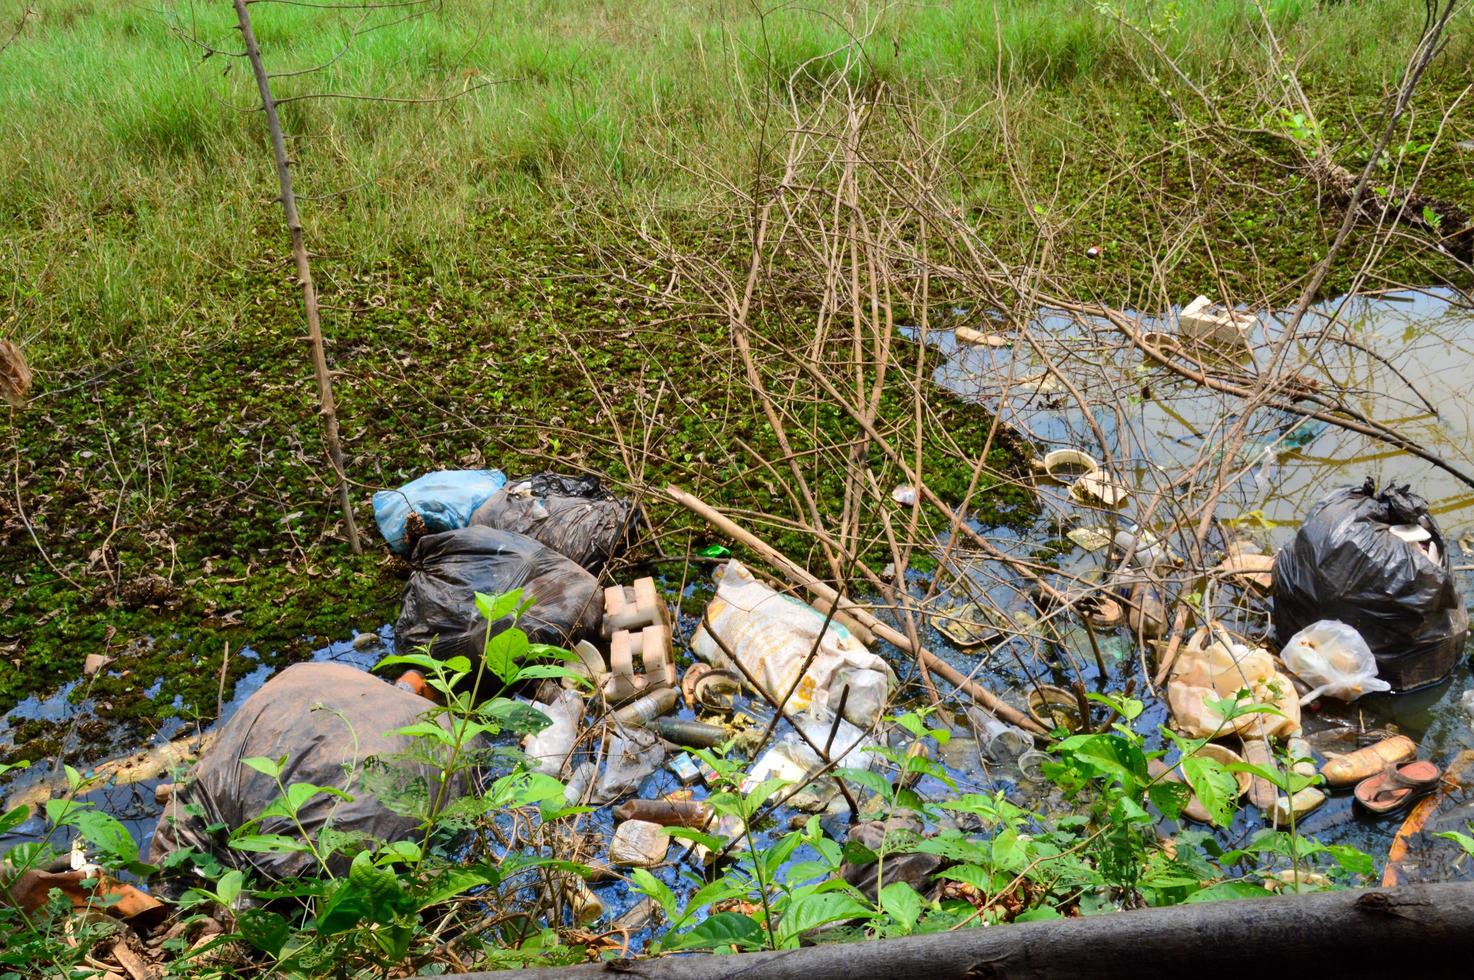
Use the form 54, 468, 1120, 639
966, 707, 1034, 761
650, 717, 728, 748
612, 686, 678, 726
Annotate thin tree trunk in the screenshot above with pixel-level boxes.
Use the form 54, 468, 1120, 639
233, 0, 361, 553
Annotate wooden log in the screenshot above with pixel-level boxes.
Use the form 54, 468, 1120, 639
666, 486, 1045, 735
441, 882, 1474, 980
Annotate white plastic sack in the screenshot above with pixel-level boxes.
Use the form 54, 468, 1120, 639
691, 561, 895, 727
1280, 620, 1391, 703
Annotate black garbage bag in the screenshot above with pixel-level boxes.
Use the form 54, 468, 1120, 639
1273, 479, 1469, 691
148, 663, 476, 882
396, 525, 602, 663
470, 472, 639, 571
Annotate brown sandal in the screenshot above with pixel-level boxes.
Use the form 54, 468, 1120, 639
1354, 760, 1441, 815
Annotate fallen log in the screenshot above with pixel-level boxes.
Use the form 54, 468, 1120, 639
441, 881, 1474, 980
667, 486, 1046, 735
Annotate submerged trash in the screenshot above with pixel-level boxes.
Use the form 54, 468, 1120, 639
691, 561, 896, 727
1279, 620, 1391, 703
149, 663, 475, 882
1273, 480, 1469, 691
1070, 470, 1130, 507
1166, 628, 1300, 739
747, 714, 875, 812
840, 812, 944, 902
591, 729, 666, 805
649, 717, 727, 749
1040, 448, 1100, 482
1215, 551, 1275, 594
965, 706, 1034, 761
1067, 526, 1112, 551
613, 687, 677, 726
604, 578, 675, 703
1177, 294, 1254, 346
668, 754, 701, 785
1273, 787, 1327, 825
954, 326, 1010, 348
396, 527, 602, 661
523, 689, 584, 776
613, 798, 713, 829
373, 469, 507, 556
1321, 735, 1417, 788
470, 472, 639, 571
1113, 529, 1179, 569
608, 819, 669, 867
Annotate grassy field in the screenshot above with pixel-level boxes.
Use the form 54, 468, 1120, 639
2, 0, 1473, 756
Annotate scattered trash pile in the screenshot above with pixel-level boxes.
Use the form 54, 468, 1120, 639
5, 435, 1474, 970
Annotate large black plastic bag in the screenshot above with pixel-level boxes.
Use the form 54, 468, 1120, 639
470, 472, 639, 571
396, 525, 603, 663
148, 663, 476, 882
1273, 479, 1469, 691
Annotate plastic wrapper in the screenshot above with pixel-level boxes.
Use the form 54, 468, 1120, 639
1279, 620, 1391, 703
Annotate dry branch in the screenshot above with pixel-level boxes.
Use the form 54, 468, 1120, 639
233, 0, 362, 553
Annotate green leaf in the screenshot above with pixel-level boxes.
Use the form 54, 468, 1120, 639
1014, 905, 1064, 922
834, 767, 890, 798
879, 881, 923, 932
393, 720, 458, 745
238, 908, 289, 957
668, 911, 766, 950
511, 664, 583, 683
74, 810, 138, 865
1148, 780, 1190, 821
242, 756, 286, 781
1225, 761, 1290, 794
841, 839, 878, 866
1054, 733, 1147, 789
1180, 756, 1237, 827
0, 805, 30, 836
780, 891, 873, 940
936, 864, 996, 892
375, 653, 442, 673
229, 833, 313, 854
628, 868, 678, 922
485, 626, 530, 685
474, 589, 528, 626
1185, 880, 1269, 904
418, 867, 498, 909
215, 870, 245, 907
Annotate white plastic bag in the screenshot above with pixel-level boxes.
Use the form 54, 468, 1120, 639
522, 689, 584, 776
691, 560, 896, 727
1280, 620, 1391, 703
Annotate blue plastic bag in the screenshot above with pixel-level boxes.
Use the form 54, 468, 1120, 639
373, 469, 506, 556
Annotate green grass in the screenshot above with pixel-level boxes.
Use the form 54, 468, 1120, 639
2, 0, 1473, 756
4, 0, 1471, 364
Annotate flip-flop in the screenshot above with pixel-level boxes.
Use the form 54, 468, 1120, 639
1354, 760, 1441, 815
